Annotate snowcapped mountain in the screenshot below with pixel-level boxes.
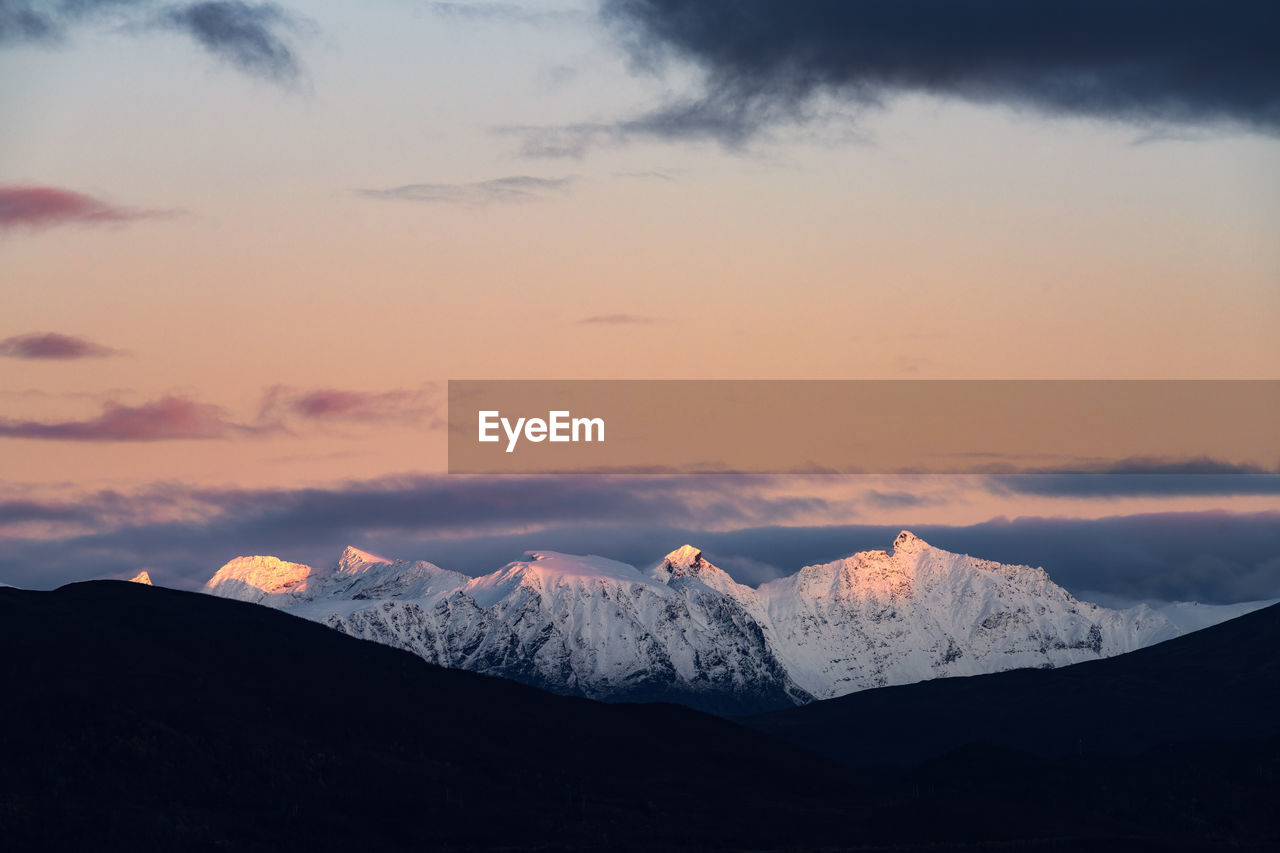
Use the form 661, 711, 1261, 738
202, 533, 1260, 712
300, 548, 804, 713
754, 531, 1176, 699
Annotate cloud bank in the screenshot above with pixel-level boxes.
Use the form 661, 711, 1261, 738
1, 473, 1277, 604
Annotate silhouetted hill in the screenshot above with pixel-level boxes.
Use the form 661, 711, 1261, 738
0, 581, 866, 851
744, 601, 1280, 768
2, 581, 1276, 851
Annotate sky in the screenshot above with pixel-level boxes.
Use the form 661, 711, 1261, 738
1, 1, 1278, 598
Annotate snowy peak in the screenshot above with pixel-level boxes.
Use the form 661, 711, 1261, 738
659, 545, 706, 576
128, 570, 153, 586
337, 545, 393, 575
892, 530, 929, 555
204, 555, 318, 603
650, 546, 757, 604
516, 551, 650, 583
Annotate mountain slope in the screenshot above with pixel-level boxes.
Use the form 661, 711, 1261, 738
202, 533, 1260, 712
743, 600, 1280, 768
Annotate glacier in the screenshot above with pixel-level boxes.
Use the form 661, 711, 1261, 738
201, 531, 1270, 713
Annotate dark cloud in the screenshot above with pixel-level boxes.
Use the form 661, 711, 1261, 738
356, 176, 577, 206
0, 184, 166, 230
257, 385, 443, 428
0, 395, 279, 441
0, 332, 122, 360
577, 313, 658, 325
0, 1, 307, 83
158, 1, 304, 83
581, 0, 1280, 149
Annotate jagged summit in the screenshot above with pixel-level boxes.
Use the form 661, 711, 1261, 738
891, 530, 928, 554
337, 545, 392, 573
128, 570, 153, 585
661, 544, 705, 574
204, 554, 316, 602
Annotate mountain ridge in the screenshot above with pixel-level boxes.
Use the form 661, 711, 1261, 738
201, 532, 1269, 713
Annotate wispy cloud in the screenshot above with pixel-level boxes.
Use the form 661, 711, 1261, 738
0, 333, 123, 360
355, 175, 577, 206
577, 313, 660, 325
0, 1, 310, 84
157, 1, 307, 84
497, 90, 841, 157
0, 395, 280, 441
0, 185, 169, 230
258, 385, 443, 429
613, 170, 678, 182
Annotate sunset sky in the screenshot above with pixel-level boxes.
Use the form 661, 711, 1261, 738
2, 1, 1277, 596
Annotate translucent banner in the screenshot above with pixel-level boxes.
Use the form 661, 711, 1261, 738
447, 380, 1279, 475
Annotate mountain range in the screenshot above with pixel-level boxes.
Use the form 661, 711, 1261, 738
203, 531, 1267, 713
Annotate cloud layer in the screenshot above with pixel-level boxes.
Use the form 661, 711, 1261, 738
596, 0, 1280, 145
1, 473, 1277, 604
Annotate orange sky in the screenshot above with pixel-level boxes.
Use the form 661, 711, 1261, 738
2, 2, 1278, 504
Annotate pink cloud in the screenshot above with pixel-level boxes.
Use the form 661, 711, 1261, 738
0, 396, 278, 442
0, 333, 122, 360
259, 386, 443, 428
0, 185, 167, 230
